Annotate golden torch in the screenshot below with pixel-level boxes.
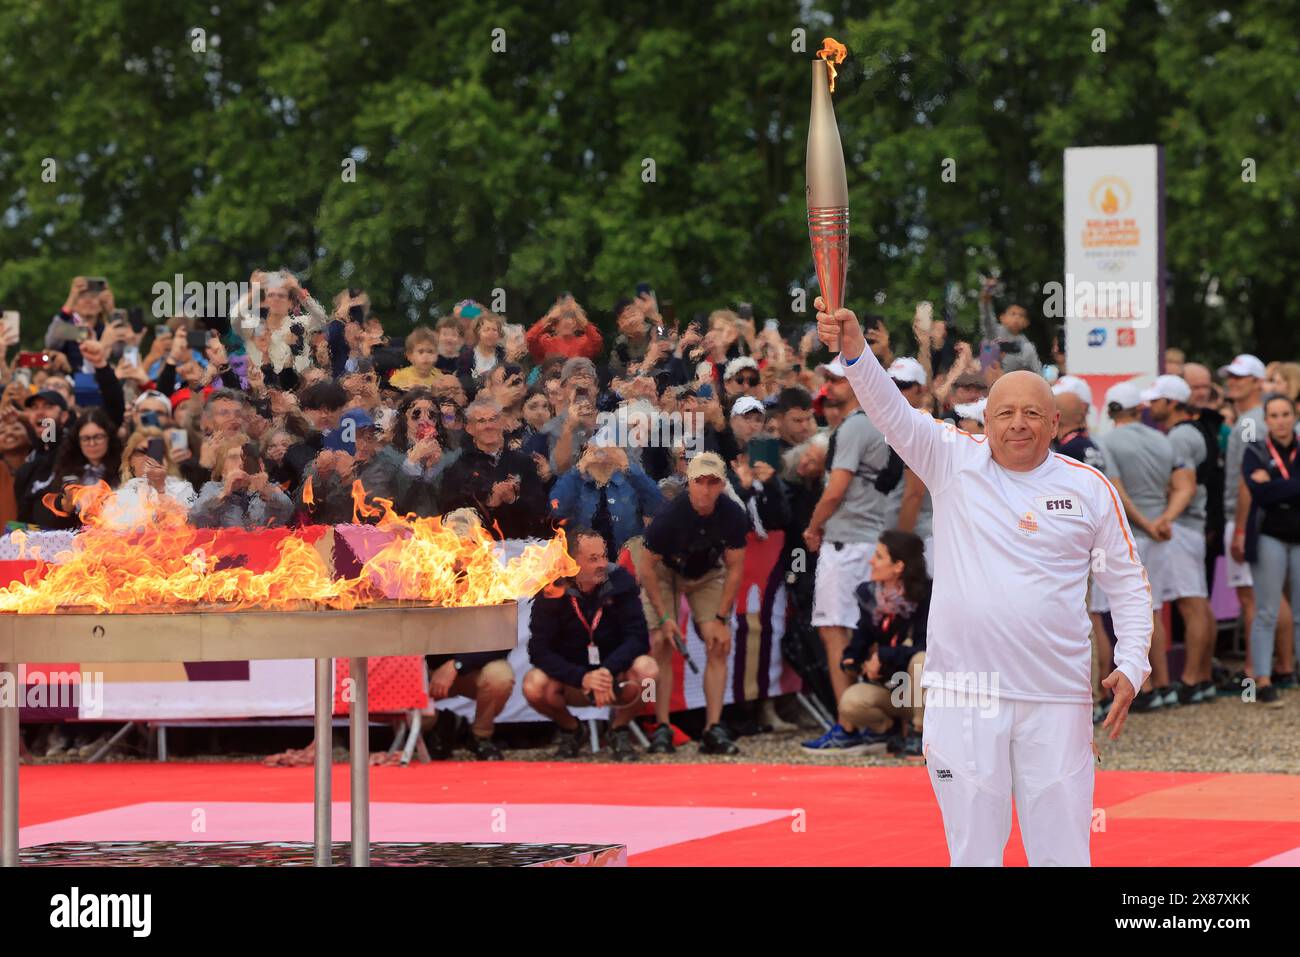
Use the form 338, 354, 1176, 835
807, 38, 849, 350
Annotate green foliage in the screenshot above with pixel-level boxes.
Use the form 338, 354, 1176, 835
0, 0, 1296, 363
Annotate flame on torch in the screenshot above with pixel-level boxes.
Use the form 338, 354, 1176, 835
816, 37, 848, 93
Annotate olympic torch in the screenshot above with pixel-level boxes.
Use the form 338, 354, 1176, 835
807, 38, 849, 351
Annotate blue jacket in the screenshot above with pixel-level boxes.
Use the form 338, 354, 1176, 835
550, 465, 663, 553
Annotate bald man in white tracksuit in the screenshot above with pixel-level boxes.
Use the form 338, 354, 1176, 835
818, 301, 1151, 867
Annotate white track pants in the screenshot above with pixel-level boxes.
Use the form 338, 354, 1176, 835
922, 690, 1094, 866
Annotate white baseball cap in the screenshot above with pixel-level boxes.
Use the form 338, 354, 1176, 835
887, 356, 927, 386
1139, 374, 1192, 404
724, 356, 759, 380
953, 398, 987, 426
729, 395, 765, 418
1051, 374, 1093, 409
1218, 354, 1266, 380
1104, 381, 1144, 412
816, 357, 847, 379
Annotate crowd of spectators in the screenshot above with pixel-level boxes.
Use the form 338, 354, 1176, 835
5, 271, 1296, 761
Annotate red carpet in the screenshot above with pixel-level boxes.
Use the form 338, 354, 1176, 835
14, 761, 1300, 865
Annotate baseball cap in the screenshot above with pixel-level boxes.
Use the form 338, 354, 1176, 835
340, 407, 376, 432
953, 398, 987, 426
1218, 354, 1266, 380
887, 356, 927, 386
1052, 374, 1093, 408
686, 451, 727, 482
23, 390, 68, 412
724, 356, 759, 380
730, 396, 765, 418
815, 357, 847, 379
1104, 381, 1143, 412
1139, 374, 1191, 405
951, 370, 986, 391
133, 389, 171, 408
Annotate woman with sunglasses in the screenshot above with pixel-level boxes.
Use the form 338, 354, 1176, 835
360, 388, 458, 517
1242, 393, 1300, 705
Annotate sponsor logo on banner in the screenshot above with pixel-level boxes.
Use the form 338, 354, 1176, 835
1117, 328, 1136, 346
1084, 175, 1138, 248
1088, 327, 1107, 347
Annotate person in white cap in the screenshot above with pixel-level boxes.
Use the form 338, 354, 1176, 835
802, 356, 895, 749
1090, 380, 1183, 712
1143, 373, 1217, 704
1051, 375, 1106, 472
953, 398, 986, 433
723, 356, 763, 402
1220, 354, 1270, 670
816, 297, 1150, 866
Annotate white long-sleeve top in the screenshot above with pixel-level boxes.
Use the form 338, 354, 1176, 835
842, 347, 1152, 702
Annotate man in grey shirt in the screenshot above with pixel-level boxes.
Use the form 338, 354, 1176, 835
1091, 381, 1185, 711
1145, 374, 1216, 704
803, 357, 892, 711
1220, 355, 1269, 646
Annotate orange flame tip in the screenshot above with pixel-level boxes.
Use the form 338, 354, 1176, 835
816, 37, 848, 93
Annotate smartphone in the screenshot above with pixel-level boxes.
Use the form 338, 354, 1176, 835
979, 339, 1002, 371
16, 352, 50, 369
1, 311, 18, 343
737, 303, 754, 322
85, 277, 108, 293
764, 318, 780, 333
145, 438, 167, 463
110, 308, 128, 326
747, 436, 781, 470
661, 299, 676, 326
698, 383, 714, 400
915, 301, 934, 335
140, 412, 162, 429
169, 429, 189, 453
241, 442, 263, 475
128, 307, 145, 334
635, 281, 653, 298
348, 303, 366, 323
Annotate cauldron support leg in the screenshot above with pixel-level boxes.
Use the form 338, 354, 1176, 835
349, 656, 369, 867
314, 657, 332, 867
1, 661, 18, 867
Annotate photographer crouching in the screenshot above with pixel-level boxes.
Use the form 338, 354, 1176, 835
524, 528, 658, 761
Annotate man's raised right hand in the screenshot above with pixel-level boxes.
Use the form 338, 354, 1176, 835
814, 296, 865, 361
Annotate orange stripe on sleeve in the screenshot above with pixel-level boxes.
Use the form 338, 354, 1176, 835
1054, 453, 1138, 564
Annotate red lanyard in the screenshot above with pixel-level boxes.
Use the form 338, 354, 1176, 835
1266, 438, 1293, 481
1059, 430, 1082, 447
570, 596, 603, 661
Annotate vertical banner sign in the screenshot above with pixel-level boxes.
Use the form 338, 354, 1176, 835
1062, 145, 1165, 429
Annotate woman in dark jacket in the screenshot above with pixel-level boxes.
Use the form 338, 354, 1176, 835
34, 408, 124, 529
801, 529, 931, 757
1242, 393, 1300, 704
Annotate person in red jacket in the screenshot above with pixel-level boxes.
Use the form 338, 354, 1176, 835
525, 294, 604, 362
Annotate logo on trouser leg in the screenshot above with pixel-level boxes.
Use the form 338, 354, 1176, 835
934, 769, 953, 780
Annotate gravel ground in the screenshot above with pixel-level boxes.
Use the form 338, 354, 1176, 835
23, 684, 1300, 774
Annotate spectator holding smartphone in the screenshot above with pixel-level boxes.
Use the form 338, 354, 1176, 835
46, 276, 111, 369
105, 427, 198, 527
190, 433, 293, 528
525, 294, 603, 363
